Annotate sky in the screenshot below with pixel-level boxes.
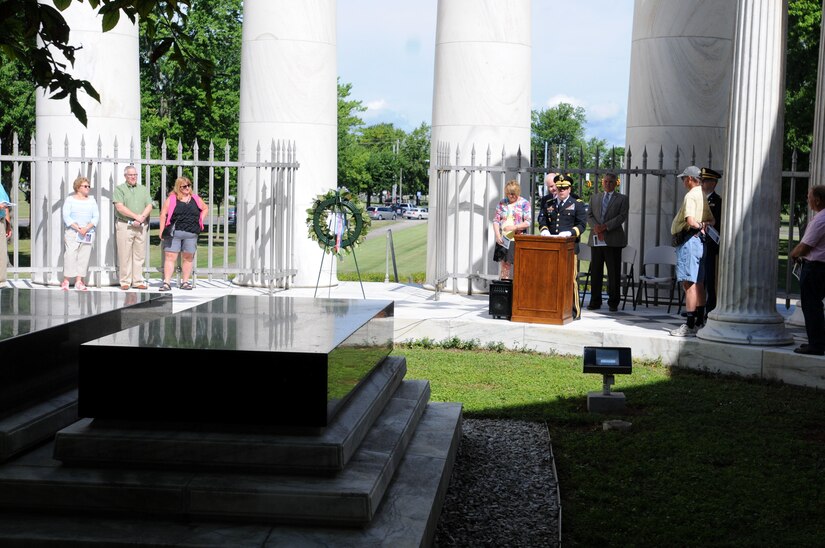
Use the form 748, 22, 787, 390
337, 1, 635, 147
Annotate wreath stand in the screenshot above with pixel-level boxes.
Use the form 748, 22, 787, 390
310, 190, 367, 299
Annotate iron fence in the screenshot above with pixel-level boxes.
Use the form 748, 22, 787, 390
0, 133, 298, 288
432, 141, 809, 303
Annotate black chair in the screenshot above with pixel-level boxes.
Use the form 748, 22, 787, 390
620, 245, 637, 310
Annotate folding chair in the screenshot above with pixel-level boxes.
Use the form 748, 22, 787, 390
636, 245, 682, 313
620, 245, 637, 310
577, 244, 592, 308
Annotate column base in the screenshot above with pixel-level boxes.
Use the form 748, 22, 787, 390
699, 314, 794, 346
786, 300, 805, 327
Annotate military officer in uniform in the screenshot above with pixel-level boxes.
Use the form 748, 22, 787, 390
538, 174, 588, 317
701, 167, 722, 316
538, 174, 587, 242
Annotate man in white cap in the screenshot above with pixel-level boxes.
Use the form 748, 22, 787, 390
670, 166, 715, 337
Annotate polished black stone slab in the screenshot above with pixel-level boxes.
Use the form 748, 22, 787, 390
0, 289, 172, 413
79, 296, 394, 427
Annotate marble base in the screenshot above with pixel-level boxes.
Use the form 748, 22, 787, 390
79, 296, 394, 427
0, 402, 462, 546
699, 316, 794, 346
0, 390, 77, 462
55, 357, 406, 473
0, 289, 171, 411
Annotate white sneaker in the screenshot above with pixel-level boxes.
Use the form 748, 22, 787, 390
670, 323, 697, 337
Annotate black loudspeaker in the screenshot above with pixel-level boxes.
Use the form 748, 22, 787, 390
489, 280, 513, 319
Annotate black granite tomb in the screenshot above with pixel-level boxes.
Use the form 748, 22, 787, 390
0, 288, 172, 413
79, 296, 394, 427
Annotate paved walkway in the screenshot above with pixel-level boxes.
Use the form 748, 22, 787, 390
4, 277, 819, 389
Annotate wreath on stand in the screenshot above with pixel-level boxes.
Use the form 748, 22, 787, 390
306, 187, 371, 296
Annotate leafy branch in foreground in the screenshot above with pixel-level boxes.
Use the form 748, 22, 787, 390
0, 0, 213, 126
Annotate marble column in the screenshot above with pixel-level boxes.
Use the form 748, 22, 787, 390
624, 0, 736, 262
699, 0, 793, 345
787, 0, 825, 328
237, 0, 337, 288
34, 1, 140, 286
426, 0, 531, 293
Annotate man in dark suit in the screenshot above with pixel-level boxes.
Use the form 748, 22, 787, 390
701, 167, 722, 315
586, 172, 629, 311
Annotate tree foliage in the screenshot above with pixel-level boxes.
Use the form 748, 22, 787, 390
0, 0, 213, 126
337, 82, 431, 205
785, 0, 822, 169
139, 0, 241, 210
337, 81, 369, 195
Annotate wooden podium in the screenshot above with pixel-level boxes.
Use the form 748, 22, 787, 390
511, 234, 577, 325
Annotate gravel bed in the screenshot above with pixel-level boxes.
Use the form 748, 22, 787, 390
434, 418, 561, 547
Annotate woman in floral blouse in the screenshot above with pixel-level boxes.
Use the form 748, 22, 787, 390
492, 179, 531, 280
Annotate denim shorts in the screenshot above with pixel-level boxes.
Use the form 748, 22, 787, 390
163, 229, 198, 254
675, 235, 705, 283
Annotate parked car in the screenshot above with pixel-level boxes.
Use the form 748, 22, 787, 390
392, 202, 416, 215
367, 206, 397, 220
403, 207, 429, 220
227, 206, 236, 226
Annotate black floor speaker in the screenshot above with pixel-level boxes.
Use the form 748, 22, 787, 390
489, 279, 513, 319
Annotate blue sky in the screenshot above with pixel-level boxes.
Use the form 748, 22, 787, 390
337, 0, 634, 147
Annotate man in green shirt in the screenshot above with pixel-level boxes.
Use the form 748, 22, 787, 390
113, 165, 153, 290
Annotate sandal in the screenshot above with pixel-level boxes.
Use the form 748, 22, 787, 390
180, 281, 193, 290
159, 282, 172, 292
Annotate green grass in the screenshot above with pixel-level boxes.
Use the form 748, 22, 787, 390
397, 346, 825, 546
337, 221, 428, 281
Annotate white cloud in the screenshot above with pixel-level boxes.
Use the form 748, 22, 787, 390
364, 99, 387, 113
545, 94, 586, 109
588, 102, 621, 121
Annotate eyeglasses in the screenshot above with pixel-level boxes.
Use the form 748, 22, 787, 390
180, 184, 191, 189
125, 173, 137, 177
79, 185, 90, 188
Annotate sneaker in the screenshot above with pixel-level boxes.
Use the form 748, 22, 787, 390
60, 280, 70, 291
75, 281, 88, 291
670, 323, 697, 337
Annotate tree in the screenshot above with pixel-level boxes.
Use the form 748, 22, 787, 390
397, 123, 430, 201
531, 103, 587, 167
785, 0, 821, 169
0, 58, 36, 193
361, 123, 405, 204
140, 0, 241, 212
337, 81, 369, 197
0, 0, 213, 126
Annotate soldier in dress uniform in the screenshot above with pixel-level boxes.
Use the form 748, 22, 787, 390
538, 174, 587, 242
537, 174, 588, 318
701, 167, 722, 316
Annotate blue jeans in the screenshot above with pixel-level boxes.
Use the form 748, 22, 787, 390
800, 261, 825, 350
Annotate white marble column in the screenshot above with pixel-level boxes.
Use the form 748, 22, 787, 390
699, 0, 793, 345
237, 0, 337, 287
624, 0, 736, 260
34, 1, 140, 286
788, 0, 825, 328
426, 0, 531, 293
